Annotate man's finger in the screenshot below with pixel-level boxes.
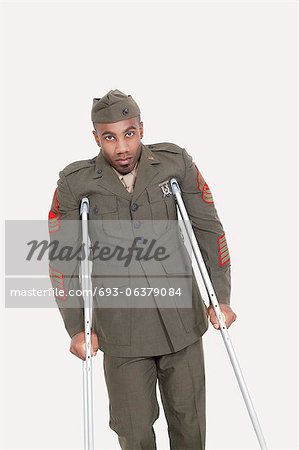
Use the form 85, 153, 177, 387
208, 308, 227, 330
208, 309, 220, 329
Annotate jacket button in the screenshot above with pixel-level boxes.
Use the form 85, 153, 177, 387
131, 202, 139, 212
133, 220, 141, 229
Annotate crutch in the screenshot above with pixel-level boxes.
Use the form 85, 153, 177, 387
80, 197, 94, 450
170, 178, 267, 450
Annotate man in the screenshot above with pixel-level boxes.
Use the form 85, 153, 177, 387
48, 89, 236, 450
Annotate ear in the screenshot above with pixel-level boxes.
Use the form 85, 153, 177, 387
92, 130, 101, 147
139, 121, 144, 139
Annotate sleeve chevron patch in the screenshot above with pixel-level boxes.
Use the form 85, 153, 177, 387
194, 163, 214, 204
217, 234, 230, 267
49, 265, 67, 300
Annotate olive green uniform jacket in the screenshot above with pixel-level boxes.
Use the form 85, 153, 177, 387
48, 142, 231, 357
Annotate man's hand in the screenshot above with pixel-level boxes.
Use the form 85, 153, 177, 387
70, 330, 99, 361
208, 303, 237, 330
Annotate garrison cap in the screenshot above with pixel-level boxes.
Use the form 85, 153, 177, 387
91, 89, 140, 123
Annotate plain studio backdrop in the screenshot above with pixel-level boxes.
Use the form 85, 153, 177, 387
0, 1, 297, 449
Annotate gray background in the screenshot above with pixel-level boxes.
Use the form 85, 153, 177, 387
0, 1, 297, 449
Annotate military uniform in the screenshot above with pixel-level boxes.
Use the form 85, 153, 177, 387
48, 90, 231, 449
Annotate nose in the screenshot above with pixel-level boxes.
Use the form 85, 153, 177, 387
115, 138, 129, 155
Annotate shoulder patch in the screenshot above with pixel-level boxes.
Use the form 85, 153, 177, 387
62, 156, 97, 176
194, 163, 214, 204
146, 142, 183, 154
48, 188, 61, 233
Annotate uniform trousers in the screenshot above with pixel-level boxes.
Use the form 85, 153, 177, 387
103, 338, 206, 450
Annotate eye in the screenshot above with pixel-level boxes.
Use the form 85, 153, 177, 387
125, 131, 134, 137
105, 135, 115, 141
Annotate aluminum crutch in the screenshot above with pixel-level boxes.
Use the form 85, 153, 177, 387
170, 178, 267, 450
80, 197, 94, 450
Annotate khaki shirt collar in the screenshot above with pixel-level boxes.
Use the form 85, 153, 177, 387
111, 159, 139, 179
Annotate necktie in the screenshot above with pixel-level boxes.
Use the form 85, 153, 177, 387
121, 172, 135, 193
